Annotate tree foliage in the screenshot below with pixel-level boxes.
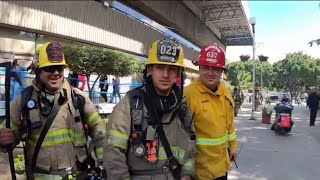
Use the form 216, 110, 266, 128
226, 60, 274, 91
226, 61, 252, 90
226, 51, 320, 101
63, 45, 144, 99
273, 51, 319, 99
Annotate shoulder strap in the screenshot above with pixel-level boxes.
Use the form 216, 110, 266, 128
20, 86, 34, 180
31, 98, 64, 170
21, 86, 34, 110
127, 88, 144, 110
20, 86, 34, 141
71, 87, 86, 123
177, 98, 195, 136
127, 88, 144, 128
143, 96, 181, 179
70, 87, 96, 168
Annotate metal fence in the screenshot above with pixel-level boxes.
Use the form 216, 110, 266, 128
0, 67, 143, 104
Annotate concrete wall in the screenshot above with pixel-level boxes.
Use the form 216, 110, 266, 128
0, 0, 199, 72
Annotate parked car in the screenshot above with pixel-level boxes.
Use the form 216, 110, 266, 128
266, 95, 279, 105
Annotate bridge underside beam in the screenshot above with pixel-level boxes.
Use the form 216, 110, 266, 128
120, 0, 226, 49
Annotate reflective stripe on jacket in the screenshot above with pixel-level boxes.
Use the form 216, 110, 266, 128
104, 87, 196, 180
3, 80, 106, 173
184, 80, 238, 180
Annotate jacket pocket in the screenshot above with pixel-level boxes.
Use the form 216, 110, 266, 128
29, 109, 43, 131
71, 115, 86, 147
201, 100, 209, 111
71, 113, 88, 163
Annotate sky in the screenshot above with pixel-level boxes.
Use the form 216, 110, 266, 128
112, 1, 320, 64
227, 1, 320, 63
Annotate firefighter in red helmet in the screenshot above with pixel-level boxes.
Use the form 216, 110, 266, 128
184, 44, 238, 180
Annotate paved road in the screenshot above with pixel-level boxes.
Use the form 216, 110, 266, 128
230, 103, 320, 180
1, 103, 320, 180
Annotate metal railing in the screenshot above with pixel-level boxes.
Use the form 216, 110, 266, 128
0, 68, 143, 104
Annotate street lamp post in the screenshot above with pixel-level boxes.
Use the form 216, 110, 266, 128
261, 65, 263, 91
259, 55, 269, 101
249, 17, 256, 120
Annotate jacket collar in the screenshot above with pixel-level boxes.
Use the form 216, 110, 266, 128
195, 80, 224, 96
195, 80, 234, 106
32, 78, 69, 99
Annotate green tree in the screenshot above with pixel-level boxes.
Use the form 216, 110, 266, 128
273, 51, 319, 100
256, 61, 274, 91
226, 60, 275, 93
64, 45, 144, 99
226, 61, 252, 90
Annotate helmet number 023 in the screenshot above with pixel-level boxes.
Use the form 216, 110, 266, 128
160, 45, 177, 56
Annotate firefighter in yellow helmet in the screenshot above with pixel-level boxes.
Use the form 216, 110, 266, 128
184, 44, 238, 180
0, 42, 107, 179
105, 38, 196, 180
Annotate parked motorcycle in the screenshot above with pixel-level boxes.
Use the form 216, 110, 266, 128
271, 99, 294, 135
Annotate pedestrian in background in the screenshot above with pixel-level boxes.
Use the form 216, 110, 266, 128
110, 77, 121, 103
68, 70, 79, 88
99, 75, 109, 103
306, 89, 319, 126
78, 74, 87, 91
10, 59, 22, 101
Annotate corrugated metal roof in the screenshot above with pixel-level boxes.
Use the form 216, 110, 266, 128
189, 0, 253, 46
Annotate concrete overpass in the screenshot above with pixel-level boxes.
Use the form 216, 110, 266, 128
0, 0, 199, 76
119, 0, 253, 49
0, 0, 252, 78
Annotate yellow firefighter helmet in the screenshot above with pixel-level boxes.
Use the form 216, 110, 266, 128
146, 38, 184, 67
33, 42, 67, 69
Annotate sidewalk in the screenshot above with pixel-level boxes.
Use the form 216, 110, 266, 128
230, 103, 320, 180
1, 103, 320, 180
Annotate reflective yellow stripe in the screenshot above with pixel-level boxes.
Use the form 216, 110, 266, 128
228, 132, 237, 141
87, 112, 102, 127
95, 147, 104, 160
196, 134, 228, 146
107, 130, 129, 150
34, 173, 76, 180
30, 129, 85, 147
182, 159, 195, 174
34, 173, 62, 180
158, 146, 186, 163
0, 120, 18, 130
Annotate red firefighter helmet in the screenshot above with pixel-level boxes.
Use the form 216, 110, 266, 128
198, 44, 226, 69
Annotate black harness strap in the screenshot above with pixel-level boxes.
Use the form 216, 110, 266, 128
127, 86, 185, 179
31, 98, 65, 170
143, 97, 181, 180
20, 86, 35, 180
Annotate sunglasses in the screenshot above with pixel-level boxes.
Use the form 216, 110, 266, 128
42, 66, 64, 73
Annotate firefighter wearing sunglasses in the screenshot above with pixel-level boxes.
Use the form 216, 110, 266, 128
0, 42, 107, 179
104, 38, 196, 180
